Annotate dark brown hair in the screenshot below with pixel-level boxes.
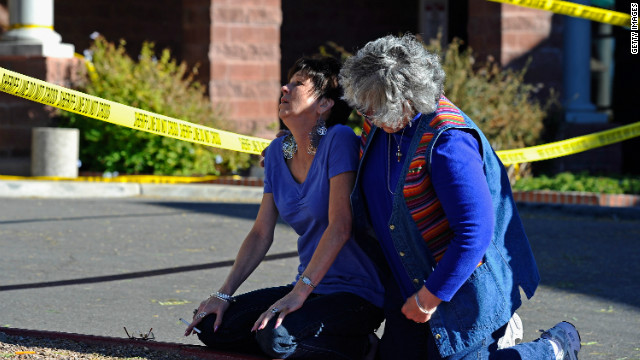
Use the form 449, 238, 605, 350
287, 56, 352, 127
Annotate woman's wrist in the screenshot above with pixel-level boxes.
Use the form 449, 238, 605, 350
415, 293, 436, 314
417, 286, 441, 313
293, 276, 316, 297
299, 275, 317, 289
209, 291, 236, 303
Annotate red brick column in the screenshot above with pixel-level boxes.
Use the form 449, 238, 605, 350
467, 0, 562, 103
209, 0, 281, 139
468, 0, 556, 66
500, 4, 553, 65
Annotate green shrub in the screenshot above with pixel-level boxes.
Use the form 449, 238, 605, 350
513, 172, 640, 194
424, 37, 556, 152
58, 36, 253, 176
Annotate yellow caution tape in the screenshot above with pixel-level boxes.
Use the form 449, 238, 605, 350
0, 66, 271, 155
8, 23, 55, 30
496, 121, 640, 165
2, 66, 639, 174
487, 0, 631, 27
73, 53, 99, 82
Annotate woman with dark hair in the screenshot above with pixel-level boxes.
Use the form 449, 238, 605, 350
340, 34, 581, 360
184, 56, 384, 360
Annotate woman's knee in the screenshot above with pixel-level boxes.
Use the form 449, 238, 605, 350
197, 314, 243, 346
195, 315, 220, 346
255, 322, 297, 359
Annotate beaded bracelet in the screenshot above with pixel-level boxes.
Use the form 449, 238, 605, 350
210, 291, 236, 303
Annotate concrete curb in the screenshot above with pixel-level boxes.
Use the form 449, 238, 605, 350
1, 180, 639, 220
140, 183, 263, 201
0, 180, 263, 201
0, 180, 141, 198
513, 189, 640, 207
0, 328, 266, 360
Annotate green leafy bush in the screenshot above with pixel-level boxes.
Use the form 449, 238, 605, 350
513, 172, 640, 194
424, 37, 556, 152
59, 36, 253, 176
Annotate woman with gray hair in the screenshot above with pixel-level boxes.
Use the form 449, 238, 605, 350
340, 34, 581, 359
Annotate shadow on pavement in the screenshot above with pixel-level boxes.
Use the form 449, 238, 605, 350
0, 251, 298, 292
520, 207, 640, 309
147, 202, 262, 221
147, 201, 292, 226
0, 211, 184, 226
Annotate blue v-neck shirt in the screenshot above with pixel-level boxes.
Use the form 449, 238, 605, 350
263, 124, 384, 308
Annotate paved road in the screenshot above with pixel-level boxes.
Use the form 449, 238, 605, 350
1, 197, 639, 359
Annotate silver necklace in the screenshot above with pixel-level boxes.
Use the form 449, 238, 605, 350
387, 134, 395, 195
282, 134, 297, 160
390, 125, 408, 162
386, 116, 420, 195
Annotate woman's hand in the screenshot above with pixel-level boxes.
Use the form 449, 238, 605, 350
185, 296, 231, 336
401, 286, 441, 323
251, 288, 307, 331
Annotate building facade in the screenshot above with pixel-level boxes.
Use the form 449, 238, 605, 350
0, 0, 636, 176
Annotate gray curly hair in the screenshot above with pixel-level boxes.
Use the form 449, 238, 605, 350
339, 34, 445, 130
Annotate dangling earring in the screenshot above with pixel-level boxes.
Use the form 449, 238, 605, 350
282, 134, 297, 160
307, 118, 327, 155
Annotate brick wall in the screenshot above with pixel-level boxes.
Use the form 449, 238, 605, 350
209, 0, 282, 139
55, 0, 282, 139
467, 0, 563, 98
0, 1, 7, 32
500, 3, 563, 98
0, 0, 282, 176
1, 1, 633, 176
500, 4, 553, 65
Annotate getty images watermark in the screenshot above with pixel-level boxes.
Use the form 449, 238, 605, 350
632, 3, 638, 54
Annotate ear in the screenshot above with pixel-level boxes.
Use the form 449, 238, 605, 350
317, 97, 334, 116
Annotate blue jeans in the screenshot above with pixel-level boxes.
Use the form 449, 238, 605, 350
378, 275, 555, 360
196, 285, 384, 359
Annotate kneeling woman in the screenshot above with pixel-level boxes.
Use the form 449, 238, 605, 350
184, 56, 384, 360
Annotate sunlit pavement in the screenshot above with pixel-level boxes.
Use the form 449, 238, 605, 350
1, 194, 639, 360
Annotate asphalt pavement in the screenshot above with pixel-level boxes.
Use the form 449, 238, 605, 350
1, 179, 639, 359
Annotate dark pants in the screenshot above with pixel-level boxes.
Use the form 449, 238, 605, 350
196, 285, 384, 360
